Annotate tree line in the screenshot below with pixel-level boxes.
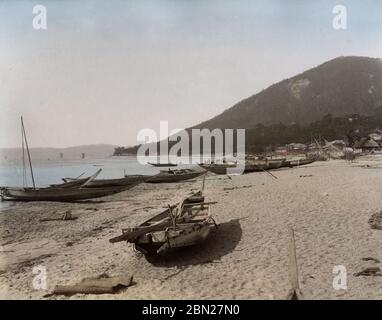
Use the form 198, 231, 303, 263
114, 114, 382, 155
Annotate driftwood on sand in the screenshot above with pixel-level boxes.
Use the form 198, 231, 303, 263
287, 228, 303, 300
39, 211, 78, 222
46, 274, 133, 296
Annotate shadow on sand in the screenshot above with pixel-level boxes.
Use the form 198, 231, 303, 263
144, 219, 242, 268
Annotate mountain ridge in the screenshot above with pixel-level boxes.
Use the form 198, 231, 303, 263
192, 56, 382, 130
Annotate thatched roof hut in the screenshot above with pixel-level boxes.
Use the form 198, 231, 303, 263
354, 137, 379, 149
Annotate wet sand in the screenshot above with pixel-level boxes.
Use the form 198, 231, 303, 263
1, 158, 382, 299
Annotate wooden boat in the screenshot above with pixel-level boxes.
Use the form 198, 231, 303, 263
146, 169, 206, 183
50, 179, 86, 189
148, 162, 177, 167
58, 174, 150, 188
243, 162, 269, 173
200, 159, 285, 175
198, 163, 237, 175
267, 159, 285, 169
109, 192, 216, 255
244, 159, 284, 173
0, 185, 129, 202
280, 160, 293, 168
289, 158, 316, 167
49, 169, 103, 188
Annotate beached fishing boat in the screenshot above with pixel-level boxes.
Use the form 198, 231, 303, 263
200, 159, 285, 175
58, 174, 150, 188
289, 158, 316, 167
49, 169, 103, 188
267, 159, 285, 169
146, 168, 206, 183
243, 159, 283, 173
109, 192, 216, 255
0, 185, 129, 202
243, 162, 269, 173
198, 163, 237, 175
280, 160, 293, 168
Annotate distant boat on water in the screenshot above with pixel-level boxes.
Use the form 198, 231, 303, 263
148, 162, 177, 167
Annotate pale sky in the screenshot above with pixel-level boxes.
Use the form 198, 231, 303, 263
0, 0, 381, 148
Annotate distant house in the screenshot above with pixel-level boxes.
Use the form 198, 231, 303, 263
286, 143, 307, 152
369, 133, 382, 146
275, 146, 287, 156
354, 137, 380, 151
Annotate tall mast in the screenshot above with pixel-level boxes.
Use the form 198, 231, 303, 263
21, 116, 35, 189
21, 120, 27, 187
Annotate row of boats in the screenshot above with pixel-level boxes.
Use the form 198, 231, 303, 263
198, 157, 316, 175
1, 158, 315, 202
0, 168, 207, 202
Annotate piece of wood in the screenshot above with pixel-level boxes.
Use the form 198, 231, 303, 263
40, 217, 78, 222
109, 219, 171, 243
162, 201, 217, 208
288, 228, 302, 300
48, 274, 133, 296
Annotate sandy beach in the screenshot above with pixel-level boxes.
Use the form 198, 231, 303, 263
1, 158, 382, 300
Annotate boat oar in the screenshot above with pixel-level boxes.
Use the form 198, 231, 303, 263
75, 172, 86, 179
251, 163, 278, 180
287, 227, 302, 299
80, 168, 102, 188
201, 173, 207, 192
262, 168, 278, 180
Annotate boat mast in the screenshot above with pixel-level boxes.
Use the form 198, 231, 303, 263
21, 116, 36, 189
21, 119, 27, 187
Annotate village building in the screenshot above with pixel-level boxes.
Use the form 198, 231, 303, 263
286, 143, 307, 152
354, 137, 380, 152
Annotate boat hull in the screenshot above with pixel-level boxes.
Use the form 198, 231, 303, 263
198, 164, 237, 175
59, 175, 149, 188
289, 159, 316, 167
244, 159, 285, 173
201, 160, 285, 174
109, 192, 215, 255
0, 186, 128, 202
146, 171, 205, 183
135, 223, 214, 255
